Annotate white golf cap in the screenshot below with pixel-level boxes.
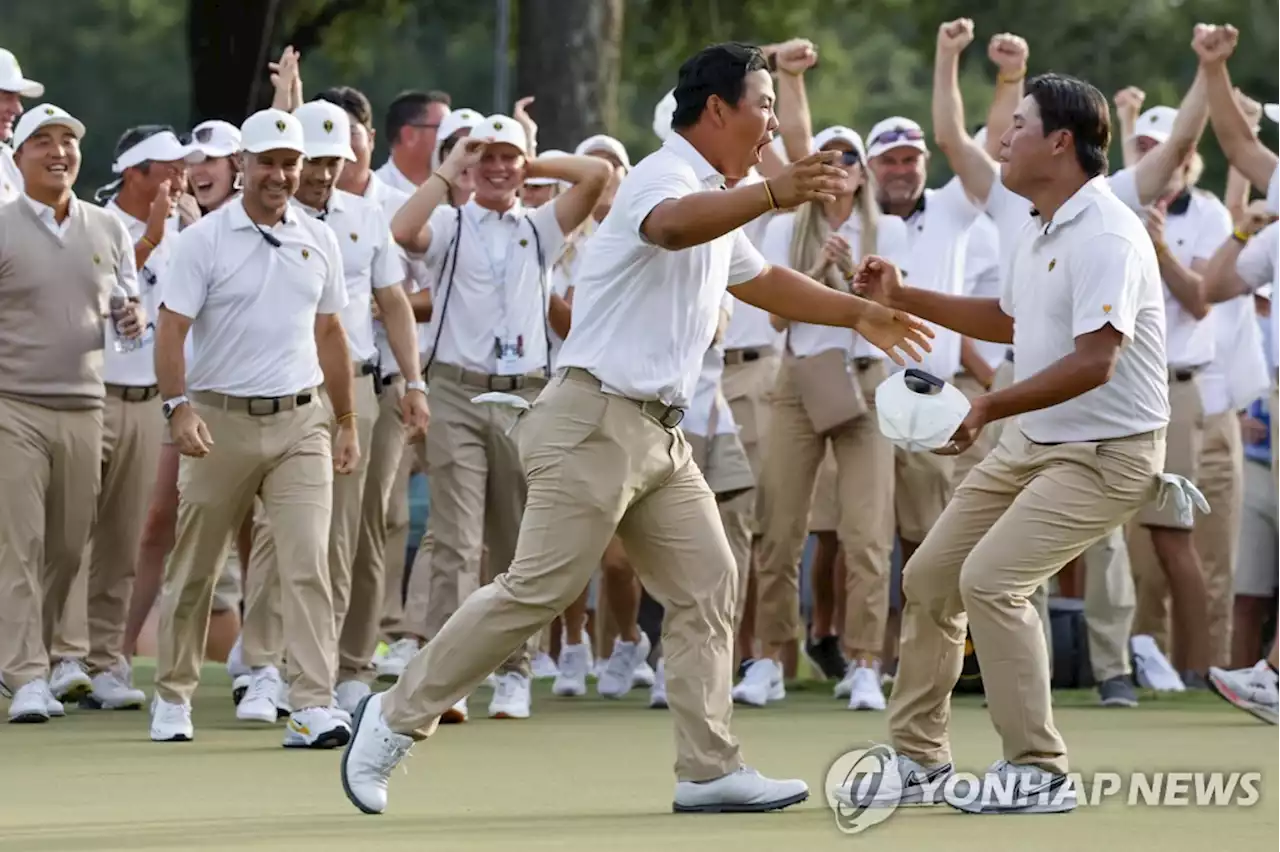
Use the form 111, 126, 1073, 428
875, 369, 971, 452
812, 125, 867, 162
1132, 106, 1177, 144
240, 108, 306, 156
112, 130, 205, 174
190, 120, 241, 158
575, 134, 631, 170
1265, 103, 1279, 125
866, 117, 927, 160
653, 89, 676, 142
473, 114, 528, 156
433, 107, 485, 169
0, 49, 43, 97
294, 100, 355, 161
525, 149, 569, 186
12, 104, 85, 152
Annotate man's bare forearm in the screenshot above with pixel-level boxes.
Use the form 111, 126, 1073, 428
960, 338, 995, 389
1204, 61, 1278, 192
642, 185, 773, 251
375, 286, 422, 379
317, 317, 355, 417
391, 169, 453, 252
984, 77, 1023, 159
548, 293, 572, 339
981, 350, 1110, 422
933, 47, 995, 203
1156, 248, 1208, 319
1134, 69, 1208, 205
155, 307, 190, 399
1203, 236, 1251, 303
776, 69, 813, 165
892, 287, 1013, 343
729, 265, 873, 328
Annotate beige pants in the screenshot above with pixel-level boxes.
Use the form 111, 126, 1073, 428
0, 397, 102, 690
888, 427, 1163, 775
1131, 410, 1242, 666
755, 358, 894, 659
895, 439, 956, 545
721, 351, 780, 536
686, 427, 755, 630
53, 392, 163, 672
379, 441, 415, 639
383, 370, 743, 781
240, 377, 379, 671
155, 396, 336, 709
950, 372, 997, 490
1137, 374, 1203, 529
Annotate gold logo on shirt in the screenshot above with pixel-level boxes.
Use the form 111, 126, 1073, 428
1103, 304, 1112, 314
301, 248, 310, 259
519, 238, 528, 247
92, 253, 101, 265
323, 119, 334, 133
350, 232, 359, 242
1048, 258, 1056, 271
276, 120, 287, 133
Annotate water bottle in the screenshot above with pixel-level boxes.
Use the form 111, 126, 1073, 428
110, 284, 143, 354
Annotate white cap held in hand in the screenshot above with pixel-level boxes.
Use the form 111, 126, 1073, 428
875, 369, 971, 452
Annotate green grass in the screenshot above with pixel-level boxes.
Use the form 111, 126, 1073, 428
0, 663, 1275, 851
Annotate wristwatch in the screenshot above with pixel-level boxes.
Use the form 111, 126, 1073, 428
162, 395, 189, 420
405, 380, 428, 395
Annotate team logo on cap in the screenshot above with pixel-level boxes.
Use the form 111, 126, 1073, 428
276, 119, 287, 132
1149, 113, 1159, 123
323, 119, 334, 133
1048, 258, 1056, 271
44, 107, 54, 116
301, 249, 310, 259
493, 121, 504, 130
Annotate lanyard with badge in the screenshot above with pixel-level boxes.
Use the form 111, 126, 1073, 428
465, 209, 535, 375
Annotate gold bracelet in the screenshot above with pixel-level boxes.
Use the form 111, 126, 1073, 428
998, 70, 1027, 84
140, 235, 157, 250
336, 411, 357, 425
763, 180, 778, 210
431, 171, 453, 192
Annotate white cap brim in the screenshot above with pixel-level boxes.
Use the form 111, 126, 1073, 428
13, 110, 85, 152
0, 77, 43, 98
113, 131, 206, 174
1266, 103, 1280, 125
866, 138, 927, 160
243, 139, 306, 155
1129, 130, 1170, 145
304, 142, 356, 162
192, 141, 239, 159
874, 370, 971, 452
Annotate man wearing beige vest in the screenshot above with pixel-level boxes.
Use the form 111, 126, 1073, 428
0, 104, 145, 723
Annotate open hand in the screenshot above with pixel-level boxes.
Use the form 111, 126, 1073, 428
513, 96, 538, 152
444, 136, 489, 172
767, 151, 846, 207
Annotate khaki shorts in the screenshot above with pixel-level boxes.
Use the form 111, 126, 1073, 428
808, 447, 838, 532
1137, 373, 1204, 530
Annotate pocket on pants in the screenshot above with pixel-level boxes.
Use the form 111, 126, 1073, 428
1093, 438, 1163, 503
518, 384, 609, 475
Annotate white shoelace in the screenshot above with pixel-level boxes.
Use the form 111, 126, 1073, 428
245, 669, 280, 704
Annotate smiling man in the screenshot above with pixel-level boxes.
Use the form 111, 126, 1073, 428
0, 48, 44, 205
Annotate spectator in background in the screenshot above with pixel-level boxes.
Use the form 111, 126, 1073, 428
0, 48, 42, 205
376, 90, 451, 194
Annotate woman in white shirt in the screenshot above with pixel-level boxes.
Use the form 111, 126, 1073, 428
733, 126, 907, 712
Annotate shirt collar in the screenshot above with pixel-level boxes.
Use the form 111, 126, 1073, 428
1034, 176, 1105, 234
662, 132, 726, 189
228, 196, 297, 231
105, 197, 144, 230
297, 188, 347, 220
465, 197, 525, 224
25, 192, 76, 222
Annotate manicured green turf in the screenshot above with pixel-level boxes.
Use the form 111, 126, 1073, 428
0, 663, 1274, 851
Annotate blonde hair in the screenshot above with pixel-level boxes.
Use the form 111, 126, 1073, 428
787, 168, 880, 291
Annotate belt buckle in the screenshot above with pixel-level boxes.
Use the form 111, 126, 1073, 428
490, 375, 522, 392
743, 349, 760, 363
657, 405, 684, 429
246, 397, 281, 416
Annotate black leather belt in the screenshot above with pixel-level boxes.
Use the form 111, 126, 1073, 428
428, 362, 548, 392
1170, 365, 1207, 383
560, 367, 685, 429
853, 357, 878, 371
724, 347, 774, 366
105, 384, 159, 402
191, 390, 314, 415
381, 373, 401, 388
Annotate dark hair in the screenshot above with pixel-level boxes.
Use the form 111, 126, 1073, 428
1026, 73, 1110, 178
383, 89, 452, 145
316, 86, 373, 131
670, 42, 769, 131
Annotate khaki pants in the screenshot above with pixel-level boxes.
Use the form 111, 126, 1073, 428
888, 427, 1163, 775
755, 358, 893, 659
1131, 410, 1242, 666
53, 392, 163, 672
0, 398, 102, 690
721, 351, 780, 536
240, 377, 379, 670
155, 396, 336, 709
1137, 374, 1203, 529
686, 427, 755, 630
379, 444, 414, 638
382, 370, 743, 781
950, 372, 996, 490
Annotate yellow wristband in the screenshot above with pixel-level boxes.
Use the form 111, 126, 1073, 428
140, 235, 157, 250
1233, 229, 1251, 244
763, 180, 778, 210
998, 69, 1027, 84
336, 411, 357, 425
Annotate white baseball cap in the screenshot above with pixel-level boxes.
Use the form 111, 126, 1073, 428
866, 117, 927, 160
112, 130, 205, 174
1132, 106, 1177, 144
812, 125, 867, 162
875, 369, 971, 452
240, 108, 306, 156
653, 89, 676, 142
0, 49, 43, 97
12, 104, 85, 152
525, 149, 569, 187
472, 114, 528, 156
433, 107, 485, 169
190, 120, 241, 158
576, 134, 631, 170
1265, 103, 1279, 125
295, 100, 355, 161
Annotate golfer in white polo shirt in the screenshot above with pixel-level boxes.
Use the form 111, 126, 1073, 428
0, 48, 42, 205
151, 108, 357, 748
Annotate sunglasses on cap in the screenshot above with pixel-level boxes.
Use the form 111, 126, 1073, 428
838, 151, 860, 166
871, 127, 924, 147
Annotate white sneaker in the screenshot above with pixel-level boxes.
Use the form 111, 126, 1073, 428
237, 666, 283, 723
673, 766, 809, 813
340, 692, 415, 815
375, 638, 420, 683
335, 681, 372, 716
834, 752, 953, 808
531, 652, 559, 680
552, 643, 590, 697
149, 695, 194, 742
8, 680, 51, 723
945, 759, 1077, 814
632, 659, 657, 688
598, 633, 652, 699
1209, 661, 1279, 724
46, 686, 65, 718
488, 673, 532, 719
649, 659, 668, 709
50, 659, 92, 702
732, 659, 784, 707
283, 706, 351, 749
847, 665, 886, 711
441, 696, 469, 724
275, 677, 293, 718
87, 668, 146, 710
226, 634, 251, 679
1131, 635, 1185, 692
232, 673, 251, 705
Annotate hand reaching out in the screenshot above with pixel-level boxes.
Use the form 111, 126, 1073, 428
269, 46, 302, 111
513, 96, 538, 153
1114, 87, 1146, 126
767, 151, 846, 207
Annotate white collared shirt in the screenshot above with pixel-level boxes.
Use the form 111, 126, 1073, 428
725, 168, 784, 353
1159, 191, 1231, 368
419, 197, 566, 375
297, 188, 405, 364
25, 193, 76, 239
1199, 294, 1270, 415
162, 197, 349, 397
547, 218, 599, 370
1236, 220, 1280, 373
555, 132, 768, 408
963, 213, 1006, 372
684, 293, 737, 437
361, 172, 431, 376
759, 208, 909, 360
1001, 177, 1169, 442
103, 200, 179, 386
896, 177, 982, 378
375, 158, 419, 196
1268, 166, 1279, 217
0, 145, 21, 205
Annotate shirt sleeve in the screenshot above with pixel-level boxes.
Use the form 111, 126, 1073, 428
158, 226, 210, 320
1267, 166, 1279, 217
1236, 222, 1278, 291
533, 198, 568, 265
757, 213, 794, 267
1106, 168, 1144, 214
422, 205, 461, 269
963, 217, 1001, 297
318, 227, 350, 315
371, 216, 407, 290
1191, 196, 1233, 264
1067, 232, 1149, 341
111, 216, 140, 299
930, 177, 981, 231
625, 160, 701, 241
986, 171, 1034, 252
727, 228, 768, 286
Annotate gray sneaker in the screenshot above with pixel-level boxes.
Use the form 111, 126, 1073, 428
1097, 675, 1138, 707
1181, 670, 1210, 691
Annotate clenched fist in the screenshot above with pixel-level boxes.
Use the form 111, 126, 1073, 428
937, 19, 975, 56
988, 33, 1028, 74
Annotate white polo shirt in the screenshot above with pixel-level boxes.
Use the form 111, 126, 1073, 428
419, 197, 565, 375
684, 292, 738, 438
759, 209, 909, 360
895, 177, 981, 378
547, 218, 599, 369
1001, 177, 1169, 442
963, 212, 1005, 373
1236, 220, 1280, 373
0, 145, 20, 205
1199, 293, 1270, 416
1268, 166, 1279, 217
374, 158, 418, 196
556, 132, 767, 408
361, 173, 422, 377
103, 200, 180, 386
162, 197, 349, 397
724, 168, 784, 354
297, 188, 404, 365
